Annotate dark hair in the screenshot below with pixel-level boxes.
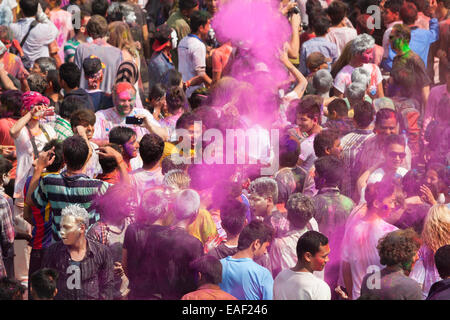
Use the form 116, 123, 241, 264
220, 199, 247, 236
385, 0, 405, 13
314, 156, 344, 188
109, 126, 136, 146
139, 133, 164, 167
34, 57, 56, 74
165, 69, 183, 87
377, 228, 421, 267
383, 133, 405, 151
391, 23, 411, 48
86, 15, 108, 39
327, 98, 348, 118
0, 277, 25, 300
161, 155, 188, 175
70, 108, 96, 128
1, 90, 23, 117
189, 88, 210, 110
286, 193, 315, 229
237, 220, 274, 251
27, 73, 48, 94
91, 0, 109, 17
19, 0, 38, 17
306, 0, 323, 17
366, 179, 396, 209
190, 255, 222, 285
435, 245, 450, 279
296, 230, 329, 260
0, 157, 12, 176
60, 96, 87, 119
313, 129, 340, 158
400, 2, 418, 24
402, 169, 422, 197
353, 101, 375, 128
59, 63, 81, 89
43, 140, 64, 173
212, 179, 243, 207
63, 135, 89, 170
166, 86, 188, 114
175, 112, 201, 130
193, 106, 218, 130
179, 0, 199, 11
30, 268, 59, 299
189, 10, 211, 33
47, 69, 62, 94
311, 14, 331, 36
296, 97, 321, 123
279, 134, 301, 168
408, 0, 427, 11
99, 143, 122, 173
375, 108, 398, 127
326, 0, 348, 25
149, 83, 166, 101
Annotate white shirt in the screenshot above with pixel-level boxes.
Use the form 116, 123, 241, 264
359, 166, 408, 204
9, 17, 58, 64
298, 133, 317, 172
326, 27, 357, 57
178, 34, 206, 97
85, 141, 102, 179
130, 167, 164, 203
274, 269, 331, 300
334, 63, 383, 95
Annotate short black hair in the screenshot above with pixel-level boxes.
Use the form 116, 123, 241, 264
47, 69, 62, 94
19, 0, 38, 17
99, 143, 122, 173
30, 268, 59, 299
34, 57, 57, 74
366, 178, 396, 209
70, 108, 96, 128
149, 83, 166, 101
326, 0, 348, 25
60, 96, 88, 119
43, 140, 64, 173
109, 126, 136, 146
375, 108, 398, 127
353, 101, 375, 128
59, 63, 81, 89
313, 129, 340, 158
220, 199, 247, 236
400, 2, 418, 25
311, 14, 331, 36
0, 157, 12, 176
63, 135, 89, 170
189, 10, 211, 33
190, 255, 222, 285
296, 98, 321, 123
296, 230, 329, 261
315, 156, 344, 188
383, 133, 405, 151
1, 90, 23, 117
384, 0, 404, 13
189, 88, 209, 110
0, 277, 25, 300
179, 0, 199, 11
306, 0, 323, 17
286, 193, 315, 229
237, 220, 274, 251
279, 134, 301, 168
165, 69, 183, 87
139, 133, 164, 167
166, 86, 188, 114
91, 0, 108, 17
327, 98, 348, 118
435, 245, 450, 279
175, 112, 201, 130
27, 73, 48, 94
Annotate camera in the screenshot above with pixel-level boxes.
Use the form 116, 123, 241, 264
125, 116, 144, 125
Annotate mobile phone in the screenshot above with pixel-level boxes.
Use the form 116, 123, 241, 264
125, 116, 143, 125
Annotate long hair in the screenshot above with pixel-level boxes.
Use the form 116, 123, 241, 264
331, 40, 354, 78
422, 204, 450, 253
108, 21, 138, 59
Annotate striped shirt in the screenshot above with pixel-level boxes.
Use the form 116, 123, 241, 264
54, 116, 73, 141
0, 194, 15, 277
32, 171, 110, 242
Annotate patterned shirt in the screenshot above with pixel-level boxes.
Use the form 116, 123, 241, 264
54, 116, 73, 141
32, 171, 110, 241
323, 118, 355, 136
0, 194, 14, 277
64, 38, 80, 63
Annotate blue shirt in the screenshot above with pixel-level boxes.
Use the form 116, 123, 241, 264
383, 18, 439, 70
299, 37, 338, 75
148, 51, 174, 88
219, 256, 274, 300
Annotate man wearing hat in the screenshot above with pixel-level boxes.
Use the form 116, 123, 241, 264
83, 55, 113, 112
148, 24, 176, 89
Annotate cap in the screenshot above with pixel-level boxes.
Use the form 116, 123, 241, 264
306, 52, 331, 71
83, 55, 105, 77
152, 24, 172, 52
373, 97, 396, 112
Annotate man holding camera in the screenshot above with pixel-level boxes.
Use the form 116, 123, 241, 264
92, 81, 169, 147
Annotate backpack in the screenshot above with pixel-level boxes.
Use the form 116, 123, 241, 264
391, 97, 421, 157
10, 20, 38, 70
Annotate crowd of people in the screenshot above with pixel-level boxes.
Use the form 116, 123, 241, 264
0, 0, 448, 301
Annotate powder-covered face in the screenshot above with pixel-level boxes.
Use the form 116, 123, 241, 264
248, 193, 269, 217
115, 89, 136, 116
309, 244, 330, 272
425, 169, 440, 190
376, 118, 398, 136
296, 113, 317, 134
360, 48, 374, 63
385, 143, 406, 170
59, 215, 83, 246
124, 135, 139, 159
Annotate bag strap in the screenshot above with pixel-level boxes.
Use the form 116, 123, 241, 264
20, 20, 38, 50
26, 126, 39, 159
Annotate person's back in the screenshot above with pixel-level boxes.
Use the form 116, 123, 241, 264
427, 245, 450, 300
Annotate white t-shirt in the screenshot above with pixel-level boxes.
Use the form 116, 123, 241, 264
359, 167, 408, 204
130, 167, 164, 202
298, 133, 317, 172
14, 124, 56, 199
334, 63, 383, 95
85, 141, 102, 179
274, 269, 331, 300
341, 217, 398, 299
178, 34, 206, 97
326, 27, 357, 57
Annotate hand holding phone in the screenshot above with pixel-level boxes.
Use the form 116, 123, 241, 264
125, 116, 144, 125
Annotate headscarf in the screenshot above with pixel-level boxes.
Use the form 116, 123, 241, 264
21, 91, 50, 115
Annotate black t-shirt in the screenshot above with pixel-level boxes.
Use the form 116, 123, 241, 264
208, 242, 238, 260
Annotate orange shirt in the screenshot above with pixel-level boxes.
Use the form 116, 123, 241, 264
181, 284, 237, 300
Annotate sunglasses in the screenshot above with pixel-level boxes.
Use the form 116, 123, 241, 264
388, 151, 406, 159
